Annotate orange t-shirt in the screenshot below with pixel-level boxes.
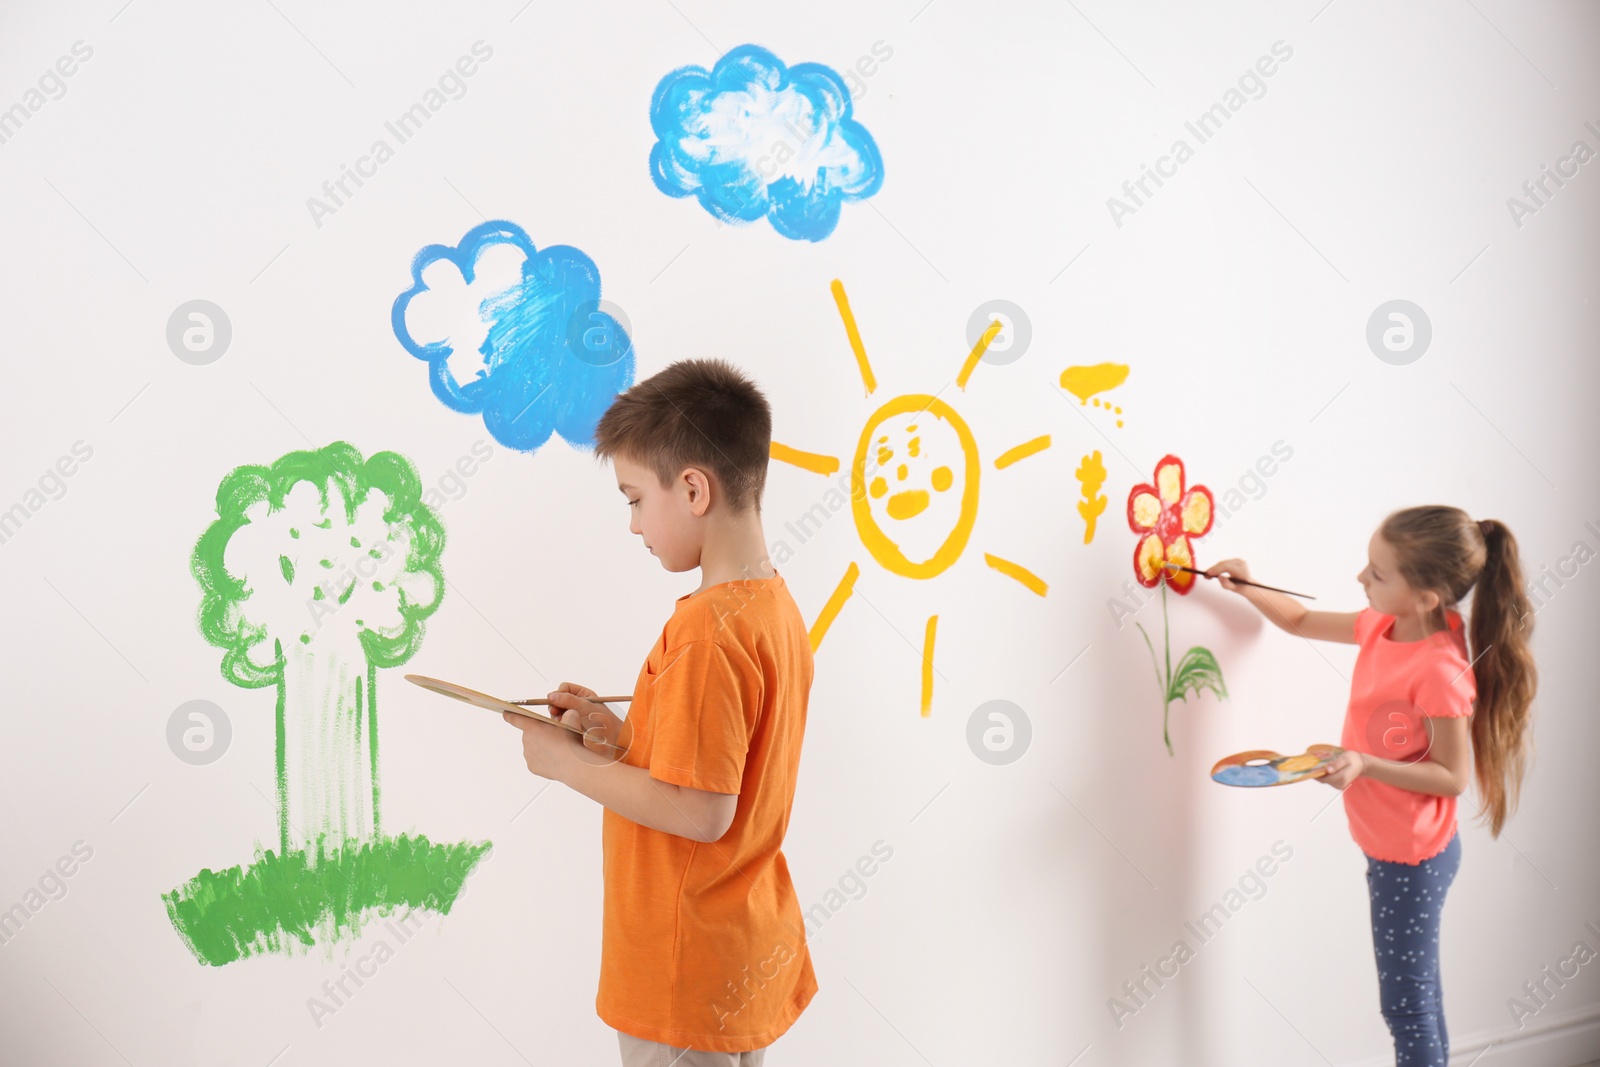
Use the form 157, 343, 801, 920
597, 573, 817, 1052
1339, 607, 1477, 864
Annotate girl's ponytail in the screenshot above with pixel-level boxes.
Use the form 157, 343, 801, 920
1380, 508, 1538, 837
1467, 518, 1537, 836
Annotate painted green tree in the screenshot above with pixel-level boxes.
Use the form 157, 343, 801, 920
164, 442, 490, 965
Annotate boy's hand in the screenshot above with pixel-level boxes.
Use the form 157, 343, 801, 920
501, 709, 583, 782
1204, 558, 1252, 593
546, 682, 630, 764
1316, 749, 1366, 790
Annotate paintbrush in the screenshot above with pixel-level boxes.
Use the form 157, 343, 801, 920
1160, 562, 1315, 600
511, 695, 633, 706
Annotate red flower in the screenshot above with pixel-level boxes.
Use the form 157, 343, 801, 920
1126, 455, 1214, 595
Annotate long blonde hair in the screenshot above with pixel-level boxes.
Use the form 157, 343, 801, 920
1381, 506, 1537, 836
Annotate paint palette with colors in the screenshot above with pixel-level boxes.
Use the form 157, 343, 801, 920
1210, 744, 1344, 787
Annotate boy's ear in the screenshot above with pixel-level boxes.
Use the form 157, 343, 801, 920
681, 466, 713, 516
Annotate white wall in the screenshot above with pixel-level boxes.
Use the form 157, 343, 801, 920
1, 2, 1597, 1064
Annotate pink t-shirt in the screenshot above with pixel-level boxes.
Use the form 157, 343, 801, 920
1339, 607, 1477, 864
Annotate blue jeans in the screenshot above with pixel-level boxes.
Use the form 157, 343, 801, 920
1365, 831, 1461, 1067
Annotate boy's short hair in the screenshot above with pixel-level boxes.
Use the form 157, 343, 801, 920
593, 358, 772, 513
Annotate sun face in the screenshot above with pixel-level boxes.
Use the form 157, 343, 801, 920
772, 280, 1052, 716
854, 394, 980, 579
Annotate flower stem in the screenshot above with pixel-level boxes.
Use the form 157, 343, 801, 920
1161, 579, 1173, 756
1135, 622, 1164, 709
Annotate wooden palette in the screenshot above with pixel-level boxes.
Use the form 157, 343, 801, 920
404, 674, 587, 737
1210, 744, 1344, 787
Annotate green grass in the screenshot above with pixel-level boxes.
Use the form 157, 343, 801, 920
163, 832, 492, 966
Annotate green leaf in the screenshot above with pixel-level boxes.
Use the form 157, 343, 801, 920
1167, 645, 1228, 705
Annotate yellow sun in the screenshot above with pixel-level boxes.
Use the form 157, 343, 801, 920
770, 280, 1053, 716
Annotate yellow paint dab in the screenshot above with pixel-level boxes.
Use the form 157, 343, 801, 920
1059, 362, 1130, 404
1075, 450, 1109, 543
887, 489, 929, 520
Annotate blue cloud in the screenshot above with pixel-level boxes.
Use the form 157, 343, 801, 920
391, 220, 634, 452
650, 44, 884, 242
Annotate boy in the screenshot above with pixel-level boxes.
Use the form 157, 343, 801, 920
502, 358, 817, 1065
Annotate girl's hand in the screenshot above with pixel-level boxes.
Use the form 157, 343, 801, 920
1204, 558, 1253, 593
1317, 749, 1366, 790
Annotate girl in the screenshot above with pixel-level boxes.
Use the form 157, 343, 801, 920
1207, 506, 1537, 1067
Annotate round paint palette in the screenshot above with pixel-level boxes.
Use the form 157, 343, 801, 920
1210, 744, 1343, 787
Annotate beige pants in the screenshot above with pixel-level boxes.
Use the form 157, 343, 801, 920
617, 1031, 767, 1066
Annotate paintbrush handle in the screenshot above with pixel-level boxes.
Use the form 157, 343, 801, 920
1231, 577, 1315, 599
511, 695, 634, 706
1163, 563, 1315, 600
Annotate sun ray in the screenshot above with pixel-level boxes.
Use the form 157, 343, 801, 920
993, 434, 1053, 470
984, 552, 1049, 596
808, 561, 860, 653
830, 280, 876, 396
955, 319, 1003, 391
770, 441, 841, 475
920, 614, 938, 717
